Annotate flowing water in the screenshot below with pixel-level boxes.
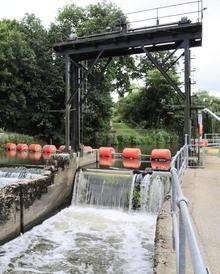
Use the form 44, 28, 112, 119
0, 169, 170, 274
72, 170, 134, 209
0, 167, 44, 188
0, 206, 156, 274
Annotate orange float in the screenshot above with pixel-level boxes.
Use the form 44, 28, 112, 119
151, 161, 171, 171
6, 150, 16, 157
42, 152, 52, 160
17, 144, 28, 151
99, 157, 115, 167
29, 144, 42, 152
199, 139, 208, 147
17, 151, 28, 159
5, 143, 17, 150
122, 148, 141, 159
151, 149, 171, 161
99, 147, 115, 157
42, 145, 57, 154
123, 159, 141, 169
29, 152, 42, 161
151, 149, 171, 171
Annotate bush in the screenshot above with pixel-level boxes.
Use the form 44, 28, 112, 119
111, 123, 179, 153
0, 133, 43, 150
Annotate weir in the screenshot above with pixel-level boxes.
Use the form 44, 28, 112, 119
0, 164, 170, 273
72, 169, 170, 212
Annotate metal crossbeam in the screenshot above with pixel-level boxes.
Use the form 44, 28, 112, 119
71, 59, 88, 72
80, 57, 112, 106
161, 41, 184, 68
67, 49, 105, 106
165, 52, 184, 73
142, 47, 185, 99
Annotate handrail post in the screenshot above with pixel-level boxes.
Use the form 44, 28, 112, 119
170, 164, 208, 274
185, 134, 189, 168
179, 211, 186, 274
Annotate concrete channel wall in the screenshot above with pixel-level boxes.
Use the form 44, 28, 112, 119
0, 151, 97, 245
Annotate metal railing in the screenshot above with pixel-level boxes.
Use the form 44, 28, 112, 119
127, 0, 204, 29
204, 133, 220, 146
170, 140, 209, 274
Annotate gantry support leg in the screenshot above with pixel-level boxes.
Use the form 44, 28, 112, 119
184, 40, 191, 141
71, 63, 81, 152
64, 55, 71, 152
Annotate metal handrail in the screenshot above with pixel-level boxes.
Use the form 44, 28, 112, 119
127, 0, 204, 27
170, 142, 208, 274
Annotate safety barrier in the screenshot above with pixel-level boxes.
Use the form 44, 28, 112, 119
170, 139, 209, 274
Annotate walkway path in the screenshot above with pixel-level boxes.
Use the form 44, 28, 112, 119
182, 155, 220, 274
155, 153, 220, 273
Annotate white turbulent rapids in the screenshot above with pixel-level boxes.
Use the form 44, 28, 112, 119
0, 167, 44, 188
0, 206, 156, 274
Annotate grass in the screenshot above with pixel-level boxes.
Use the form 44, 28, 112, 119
113, 122, 150, 137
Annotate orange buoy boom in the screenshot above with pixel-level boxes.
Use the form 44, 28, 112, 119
151, 149, 171, 171
99, 147, 115, 157
17, 151, 28, 159
29, 144, 42, 152
151, 149, 171, 161
43, 145, 57, 154
151, 161, 171, 171
6, 150, 17, 157
99, 157, 115, 167
5, 143, 17, 151
122, 148, 141, 159
17, 144, 28, 151
199, 139, 208, 147
123, 159, 141, 169
29, 152, 42, 161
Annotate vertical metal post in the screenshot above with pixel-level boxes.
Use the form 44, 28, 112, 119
65, 55, 71, 152
156, 8, 159, 25
80, 66, 84, 146
171, 176, 176, 249
184, 40, 191, 143
179, 210, 186, 274
71, 62, 81, 152
185, 134, 189, 168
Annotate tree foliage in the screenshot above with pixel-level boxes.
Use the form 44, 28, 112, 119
0, 2, 219, 147
116, 69, 184, 134
0, 3, 135, 146
192, 91, 220, 134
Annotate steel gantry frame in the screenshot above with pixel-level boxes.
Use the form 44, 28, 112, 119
54, 19, 202, 152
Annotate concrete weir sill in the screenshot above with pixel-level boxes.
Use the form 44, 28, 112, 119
0, 151, 97, 245
153, 196, 176, 274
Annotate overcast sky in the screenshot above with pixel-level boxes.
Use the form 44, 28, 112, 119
0, 0, 219, 97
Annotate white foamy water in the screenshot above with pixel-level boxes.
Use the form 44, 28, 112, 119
0, 206, 156, 274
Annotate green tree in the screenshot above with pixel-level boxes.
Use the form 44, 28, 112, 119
0, 19, 35, 132
49, 2, 135, 146
116, 69, 183, 134
192, 91, 220, 134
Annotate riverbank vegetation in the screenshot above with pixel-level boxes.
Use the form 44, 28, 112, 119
0, 2, 219, 148
0, 132, 42, 149
111, 122, 178, 153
